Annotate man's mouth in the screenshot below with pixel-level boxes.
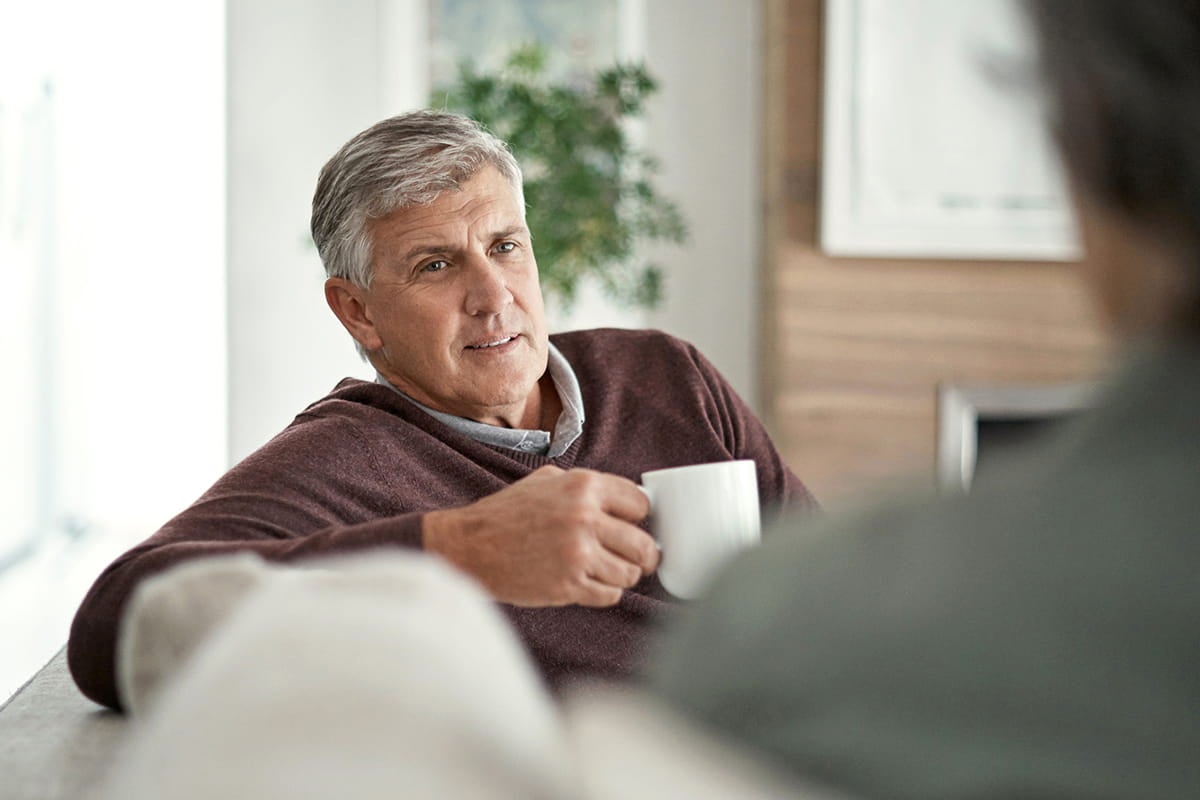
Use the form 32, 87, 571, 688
465, 335, 517, 350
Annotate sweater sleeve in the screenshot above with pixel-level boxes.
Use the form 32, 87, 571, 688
683, 340, 818, 518
67, 413, 430, 712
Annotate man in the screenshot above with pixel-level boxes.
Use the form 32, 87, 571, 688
648, 1, 1200, 797
68, 111, 814, 711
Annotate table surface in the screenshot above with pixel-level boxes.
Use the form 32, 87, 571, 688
0, 649, 128, 800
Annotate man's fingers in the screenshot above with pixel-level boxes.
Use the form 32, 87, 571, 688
585, 546, 644, 590
436, 467, 658, 608
573, 577, 624, 608
596, 520, 660, 574
590, 473, 651, 523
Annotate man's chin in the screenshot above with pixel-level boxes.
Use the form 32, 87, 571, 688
457, 379, 546, 423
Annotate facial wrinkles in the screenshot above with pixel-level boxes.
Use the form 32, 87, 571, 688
352, 166, 549, 427
369, 191, 535, 352
375, 188, 526, 282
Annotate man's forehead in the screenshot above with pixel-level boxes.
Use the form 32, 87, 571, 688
382, 169, 521, 224
373, 203, 527, 243
370, 201, 526, 265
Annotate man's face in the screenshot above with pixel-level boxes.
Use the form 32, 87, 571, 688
340, 166, 549, 426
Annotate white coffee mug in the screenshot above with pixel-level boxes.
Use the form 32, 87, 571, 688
641, 460, 761, 599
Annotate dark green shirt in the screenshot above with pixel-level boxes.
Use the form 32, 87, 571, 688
649, 341, 1200, 799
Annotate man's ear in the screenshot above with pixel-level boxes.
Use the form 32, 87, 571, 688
324, 278, 383, 352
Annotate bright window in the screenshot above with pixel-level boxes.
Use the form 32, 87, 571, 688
0, 0, 226, 700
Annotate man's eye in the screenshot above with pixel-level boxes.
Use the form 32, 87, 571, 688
494, 242, 516, 254
421, 260, 448, 273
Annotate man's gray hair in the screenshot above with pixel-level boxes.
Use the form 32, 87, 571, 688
311, 110, 524, 291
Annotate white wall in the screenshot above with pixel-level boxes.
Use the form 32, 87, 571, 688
643, 0, 763, 409
0, 0, 226, 699
227, 0, 381, 462
226, 0, 763, 462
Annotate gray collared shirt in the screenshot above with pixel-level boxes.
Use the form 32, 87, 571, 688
375, 342, 585, 458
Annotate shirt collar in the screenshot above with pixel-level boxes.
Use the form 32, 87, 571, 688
375, 341, 584, 458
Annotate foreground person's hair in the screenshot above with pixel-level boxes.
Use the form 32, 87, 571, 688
1025, 0, 1200, 332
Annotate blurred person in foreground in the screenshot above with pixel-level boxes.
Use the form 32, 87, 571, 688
68, 110, 814, 712
648, 1, 1200, 797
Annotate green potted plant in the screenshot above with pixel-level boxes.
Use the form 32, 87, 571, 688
433, 44, 687, 311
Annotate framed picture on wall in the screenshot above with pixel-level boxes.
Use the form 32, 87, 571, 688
820, 0, 1080, 260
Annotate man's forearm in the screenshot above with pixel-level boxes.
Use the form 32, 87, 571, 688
67, 513, 428, 711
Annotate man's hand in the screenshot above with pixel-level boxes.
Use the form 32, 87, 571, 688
422, 466, 659, 608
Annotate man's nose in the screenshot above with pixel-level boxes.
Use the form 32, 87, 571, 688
463, 255, 514, 316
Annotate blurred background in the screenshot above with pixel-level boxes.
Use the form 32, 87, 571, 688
0, 0, 1111, 702
0, 0, 762, 702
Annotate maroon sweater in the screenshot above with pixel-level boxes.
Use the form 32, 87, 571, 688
68, 329, 814, 710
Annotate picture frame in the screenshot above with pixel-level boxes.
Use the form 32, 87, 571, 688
820, 0, 1080, 260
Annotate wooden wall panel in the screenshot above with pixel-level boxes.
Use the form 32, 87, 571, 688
760, 0, 1112, 507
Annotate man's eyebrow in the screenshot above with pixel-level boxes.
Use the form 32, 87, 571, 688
400, 243, 447, 264
399, 227, 528, 263
491, 225, 529, 241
